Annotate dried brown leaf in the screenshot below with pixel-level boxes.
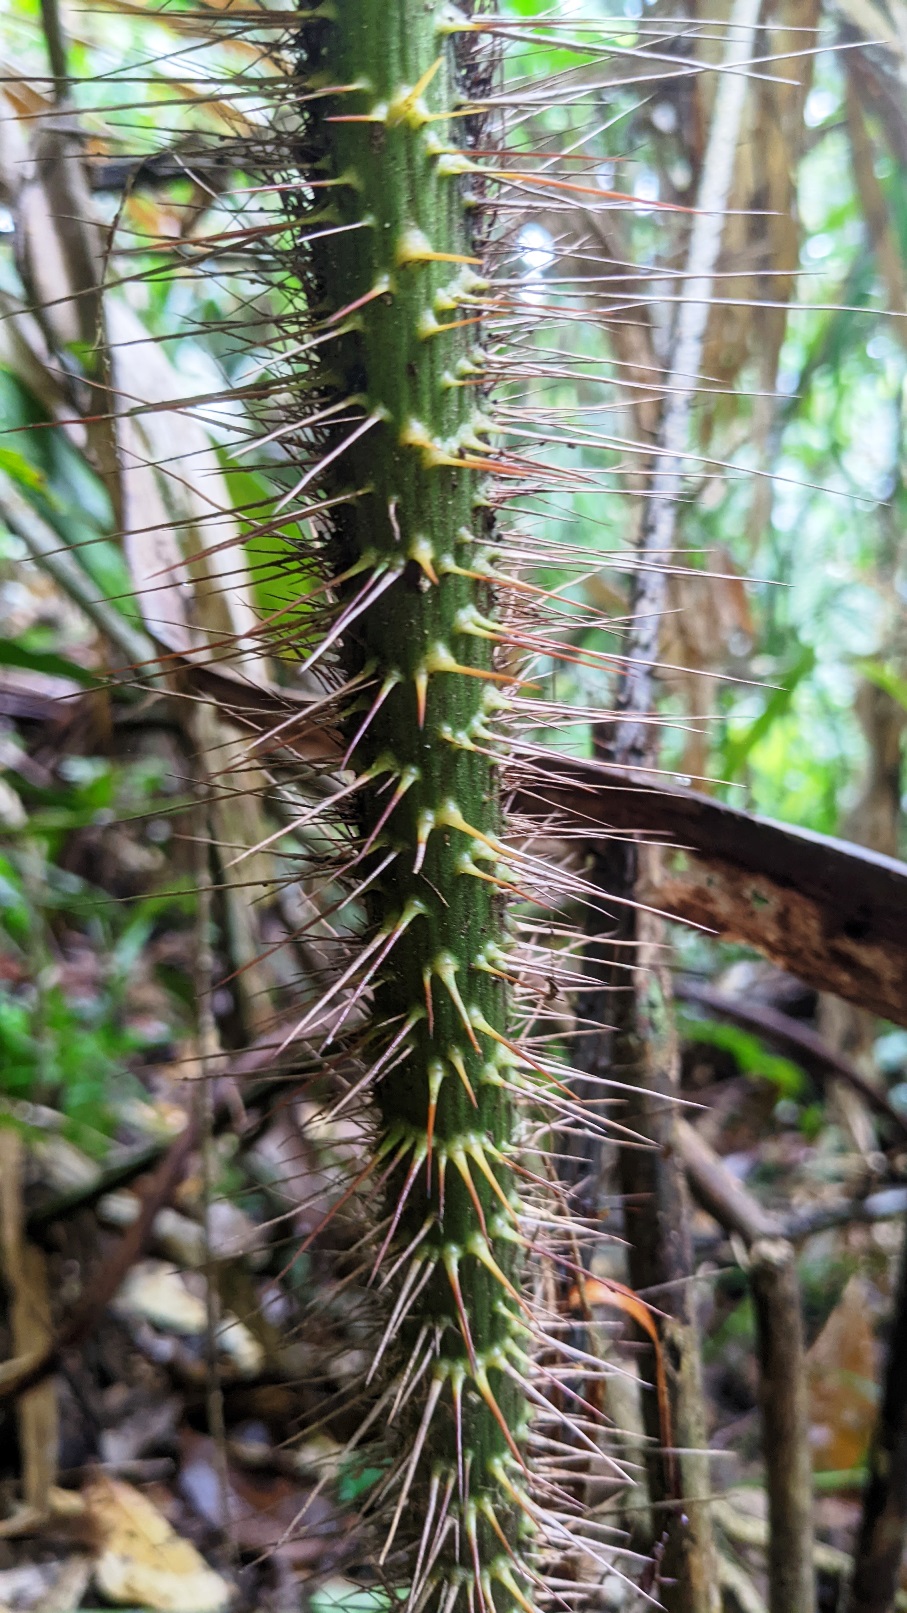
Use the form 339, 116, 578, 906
83, 1476, 232, 1613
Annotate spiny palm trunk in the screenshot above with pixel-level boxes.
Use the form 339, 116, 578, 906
292, 6, 528, 1605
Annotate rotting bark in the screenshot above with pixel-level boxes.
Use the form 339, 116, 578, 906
511, 761, 907, 1027
647, 851, 905, 1032
846, 1225, 907, 1613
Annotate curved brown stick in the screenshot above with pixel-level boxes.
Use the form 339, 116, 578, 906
512, 758, 907, 1026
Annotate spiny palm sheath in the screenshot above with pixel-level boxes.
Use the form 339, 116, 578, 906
294, 1, 527, 1602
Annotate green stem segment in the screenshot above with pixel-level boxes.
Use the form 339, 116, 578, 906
297, 3, 528, 1604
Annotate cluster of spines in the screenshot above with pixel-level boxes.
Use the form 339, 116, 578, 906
278, 6, 544, 1611
112, 0, 674, 1604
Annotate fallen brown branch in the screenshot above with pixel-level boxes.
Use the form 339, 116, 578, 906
512, 759, 907, 1027
681, 1124, 907, 1252
150, 675, 907, 1021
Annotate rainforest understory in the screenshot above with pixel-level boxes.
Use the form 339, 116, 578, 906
1, 1, 907, 1612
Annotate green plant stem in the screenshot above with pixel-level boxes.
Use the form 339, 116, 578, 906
292, 3, 526, 1601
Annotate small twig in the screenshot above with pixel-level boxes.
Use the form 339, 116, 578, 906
692, 1186, 907, 1260
192, 723, 234, 1560
26, 1138, 170, 1233
85, 148, 230, 193
717, 1553, 769, 1613
844, 76, 907, 339
713, 1498, 850, 1579
25, 1027, 324, 1236
0, 1132, 57, 1510
677, 1119, 783, 1245
846, 1221, 907, 1613
785, 1188, 907, 1242
58, 1457, 175, 1484
581, 7, 764, 1604
681, 1121, 907, 1249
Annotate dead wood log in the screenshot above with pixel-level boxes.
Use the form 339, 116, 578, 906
512, 759, 907, 1027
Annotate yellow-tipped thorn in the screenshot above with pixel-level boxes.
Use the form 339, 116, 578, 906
426, 1061, 444, 1183
475, 1366, 525, 1467
413, 809, 435, 874
467, 1140, 517, 1222
440, 804, 504, 860
463, 862, 533, 903
425, 1103, 436, 1184
492, 1564, 536, 1613
396, 53, 443, 115
444, 1251, 476, 1371
448, 1046, 478, 1108
435, 956, 480, 1052
452, 662, 534, 690
451, 1364, 466, 1503
410, 536, 439, 584
420, 250, 481, 265
451, 1149, 487, 1238
415, 666, 429, 729
470, 1233, 529, 1315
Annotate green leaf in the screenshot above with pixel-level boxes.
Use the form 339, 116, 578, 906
678, 1012, 805, 1098
0, 637, 100, 686
0, 445, 46, 493
856, 659, 907, 714
722, 644, 816, 781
